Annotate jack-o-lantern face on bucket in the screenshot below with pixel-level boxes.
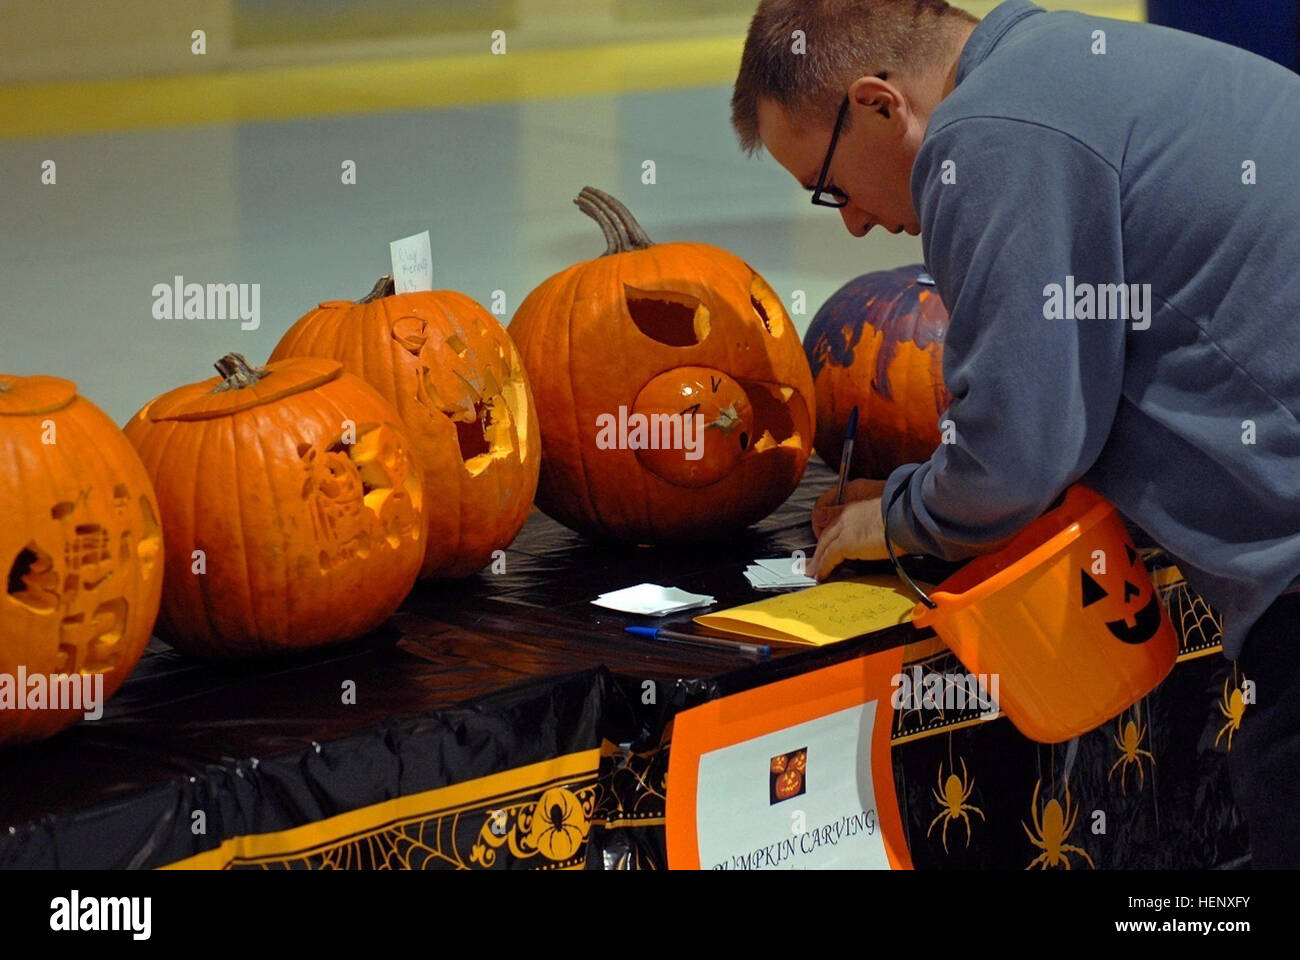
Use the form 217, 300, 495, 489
508, 187, 815, 543
1080, 543, 1163, 644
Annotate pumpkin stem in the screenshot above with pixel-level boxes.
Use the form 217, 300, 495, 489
358, 276, 396, 303
213, 353, 270, 392
574, 186, 654, 256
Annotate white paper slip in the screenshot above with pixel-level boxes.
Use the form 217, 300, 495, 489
592, 584, 716, 616
389, 231, 434, 293
754, 557, 812, 578
745, 558, 816, 590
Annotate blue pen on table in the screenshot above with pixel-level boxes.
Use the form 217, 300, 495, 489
834, 404, 859, 505
624, 625, 771, 659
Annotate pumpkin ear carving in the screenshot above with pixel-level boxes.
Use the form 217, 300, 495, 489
749, 274, 786, 337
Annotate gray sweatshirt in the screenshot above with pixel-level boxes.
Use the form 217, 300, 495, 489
883, 0, 1300, 658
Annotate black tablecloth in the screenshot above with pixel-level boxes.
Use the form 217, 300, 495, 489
0, 460, 1248, 869
0, 462, 942, 868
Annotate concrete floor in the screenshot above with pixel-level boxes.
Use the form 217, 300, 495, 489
0, 85, 923, 423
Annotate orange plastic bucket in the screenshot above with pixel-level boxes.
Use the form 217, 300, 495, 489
887, 484, 1176, 743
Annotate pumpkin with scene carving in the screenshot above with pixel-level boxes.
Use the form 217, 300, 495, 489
271, 278, 539, 580
803, 265, 951, 479
123, 354, 425, 659
508, 186, 814, 543
1, 374, 163, 744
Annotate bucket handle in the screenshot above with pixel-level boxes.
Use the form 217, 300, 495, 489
884, 479, 937, 610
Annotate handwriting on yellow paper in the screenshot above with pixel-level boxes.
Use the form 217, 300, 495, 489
694, 575, 923, 646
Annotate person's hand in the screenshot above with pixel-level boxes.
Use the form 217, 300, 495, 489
809, 495, 902, 580
811, 478, 887, 538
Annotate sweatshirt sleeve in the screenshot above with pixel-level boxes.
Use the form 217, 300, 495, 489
883, 116, 1127, 560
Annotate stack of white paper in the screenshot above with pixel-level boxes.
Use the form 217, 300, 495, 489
591, 584, 717, 616
744, 557, 817, 591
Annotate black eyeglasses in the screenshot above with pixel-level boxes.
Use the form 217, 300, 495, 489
810, 96, 852, 207
809, 74, 886, 208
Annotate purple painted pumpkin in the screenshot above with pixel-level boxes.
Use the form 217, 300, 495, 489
802, 265, 952, 479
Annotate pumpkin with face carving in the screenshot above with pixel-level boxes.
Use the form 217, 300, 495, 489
508, 187, 814, 542
1, 375, 164, 744
271, 278, 540, 579
124, 354, 425, 659
774, 765, 803, 801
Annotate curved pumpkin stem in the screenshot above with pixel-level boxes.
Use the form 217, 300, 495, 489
575, 186, 654, 256
358, 276, 396, 303
213, 353, 270, 392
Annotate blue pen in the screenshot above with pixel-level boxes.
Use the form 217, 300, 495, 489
834, 405, 859, 505
625, 625, 771, 659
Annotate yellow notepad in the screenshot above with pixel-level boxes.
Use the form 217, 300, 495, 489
694, 575, 923, 646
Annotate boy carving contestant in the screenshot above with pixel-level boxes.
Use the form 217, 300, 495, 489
731, 0, 1300, 865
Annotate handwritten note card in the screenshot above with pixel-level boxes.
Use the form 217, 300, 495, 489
694, 575, 923, 646
389, 231, 433, 293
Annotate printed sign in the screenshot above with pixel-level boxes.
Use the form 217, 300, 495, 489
666, 649, 911, 869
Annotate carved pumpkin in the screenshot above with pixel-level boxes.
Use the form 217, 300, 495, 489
270, 278, 539, 579
770, 754, 788, 774
774, 766, 803, 800
1, 375, 163, 744
124, 354, 425, 659
788, 749, 807, 774
803, 265, 951, 479
509, 187, 814, 542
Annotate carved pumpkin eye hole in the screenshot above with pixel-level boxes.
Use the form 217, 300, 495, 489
624, 284, 710, 346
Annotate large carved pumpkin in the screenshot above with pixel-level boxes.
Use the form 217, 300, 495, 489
508, 186, 814, 542
271, 278, 539, 579
1, 375, 163, 744
124, 354, 425, 659
803, 265, 951, 479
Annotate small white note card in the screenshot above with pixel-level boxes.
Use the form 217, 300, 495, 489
591, 584, 716, 616
389, 231, 433, 293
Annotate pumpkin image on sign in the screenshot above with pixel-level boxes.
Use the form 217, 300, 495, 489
773, 766, 803, 802
124, 354, 425, 659
1, 375, 163, 745
271, 277, 539, 580
508, 187, 814, 542
803, 265, 951, 479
